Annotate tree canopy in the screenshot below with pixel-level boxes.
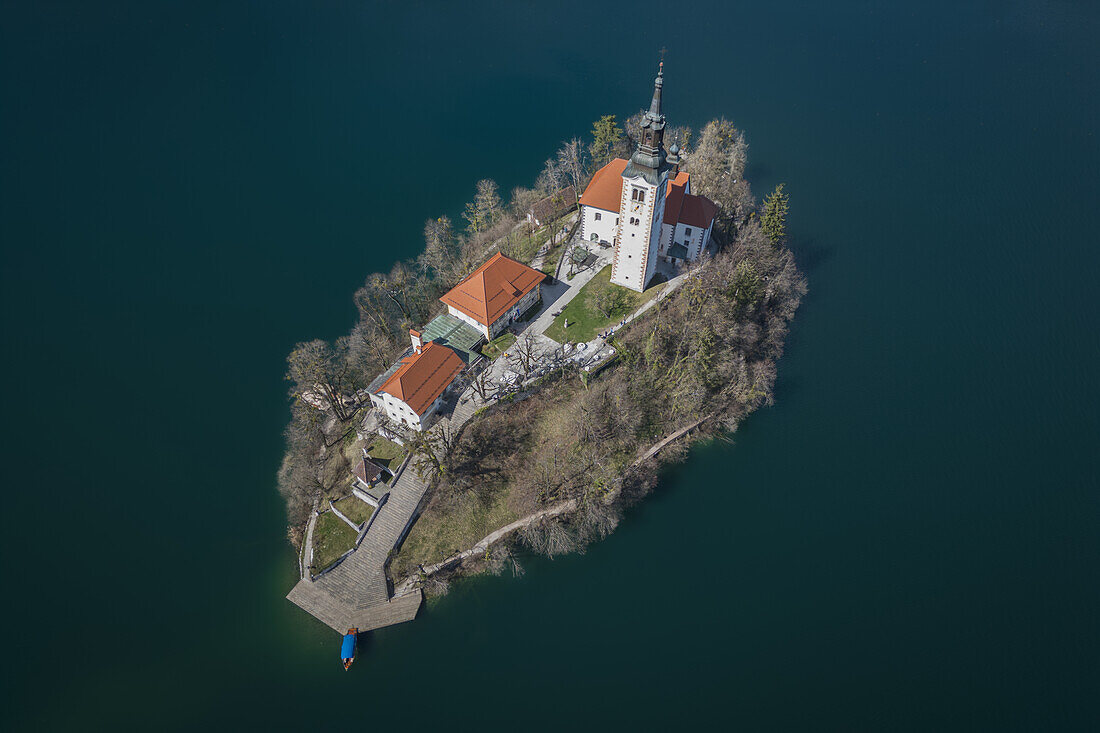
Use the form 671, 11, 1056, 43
589, 114, 625, 168
761, 183, 790, 248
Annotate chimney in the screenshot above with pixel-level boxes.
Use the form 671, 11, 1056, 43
410, 329, 423, 353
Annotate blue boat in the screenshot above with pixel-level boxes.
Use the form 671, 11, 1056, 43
341, 628, 358, 670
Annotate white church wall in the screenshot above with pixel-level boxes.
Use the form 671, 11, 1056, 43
580, 205, 618, 246
611, 173, 666, 292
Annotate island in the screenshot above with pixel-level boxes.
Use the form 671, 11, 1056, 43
281, 62, 805, 634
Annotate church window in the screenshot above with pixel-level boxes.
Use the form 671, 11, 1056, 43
631, 188, 645, 203
594, 212, 601, 221
685, 227, 692, 236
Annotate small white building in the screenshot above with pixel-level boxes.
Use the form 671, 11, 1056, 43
368, 337, 465, 432
440, 252, 546, 340
578, 62, 718, 292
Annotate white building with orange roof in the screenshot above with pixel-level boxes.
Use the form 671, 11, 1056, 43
368, 337, 465, 432
439, 252, 545, 340
578, 62, 718, 292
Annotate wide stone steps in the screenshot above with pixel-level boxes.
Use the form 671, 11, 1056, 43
288, 397, 476, 633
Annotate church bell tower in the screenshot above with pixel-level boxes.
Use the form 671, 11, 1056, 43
611, 62, 672, 293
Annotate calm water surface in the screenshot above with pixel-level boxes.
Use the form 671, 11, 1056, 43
2, 1, 1098, 730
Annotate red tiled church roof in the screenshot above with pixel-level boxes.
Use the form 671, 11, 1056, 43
678, 193, 719, 228
663, 171, 690, 225
580, 159, 715, 229
578, 159, 629, 211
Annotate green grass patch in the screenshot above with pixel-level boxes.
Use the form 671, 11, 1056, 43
332, 495, 374, 526
310, 511, 358, 575
365, 436, 407, 471
481, 332, 516, 360
513, 211, 573, 273
391, 491, 517, 579
543, 265, 664, 343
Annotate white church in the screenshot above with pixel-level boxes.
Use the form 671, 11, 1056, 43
579, 62, 718, 292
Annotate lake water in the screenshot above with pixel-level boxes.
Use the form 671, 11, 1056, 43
3, 1, 1099, 730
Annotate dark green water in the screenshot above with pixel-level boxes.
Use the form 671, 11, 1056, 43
3, 1, 1099, 730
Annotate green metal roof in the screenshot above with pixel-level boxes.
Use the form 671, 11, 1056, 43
668, 242, 689, 260
420, 313, 485, 364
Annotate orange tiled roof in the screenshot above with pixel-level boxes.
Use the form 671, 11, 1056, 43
579, 158, 629, 211
663, 171, 691, 225
582, 160, 698, 223
679, 193, 719, 228
439, 252, 545, 327
581, 160, 714, 229
375, 341, 464, 416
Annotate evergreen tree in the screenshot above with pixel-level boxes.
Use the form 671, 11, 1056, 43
589, 114, 624, 168
761, 183, 790, 248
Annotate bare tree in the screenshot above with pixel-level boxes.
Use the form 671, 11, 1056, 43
470, 364, 494, 402
588, 283, 628, 318
409, 424, 458, 481
536, 157, 567, 196
556, 138, 588, 207
569, 244, 587, 276
511, 332, 540, 379
464, 178, 502, 239
623, 110, 646, 150
286, 338, 355, 422
520, 518, 577, 557
347, 319, 395, 384
418, 216, 455, 279
665, 124, 693, 151
509, 186, 542, 219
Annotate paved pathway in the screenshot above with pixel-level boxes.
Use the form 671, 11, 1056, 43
287, 387, 487, 633
287, 248, 687, 634
526, 244, 613, 338
298, 510, 317, 580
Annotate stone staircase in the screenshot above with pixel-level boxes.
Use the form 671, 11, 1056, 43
287, 352, 495, 633
287, 437, 436, 632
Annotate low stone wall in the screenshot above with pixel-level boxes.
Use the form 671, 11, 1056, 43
393, 499, 577, 596
355, 494, 385, 547
352, 485, 381, 507
328, 502, 359, 531
311, 547, 355, 581
394, 412, 717, 593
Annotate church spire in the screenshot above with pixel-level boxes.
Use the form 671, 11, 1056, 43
648, 61, 664, 118
624, 59, 670, 184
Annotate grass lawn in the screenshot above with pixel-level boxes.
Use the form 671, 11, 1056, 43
365, 436, 407, 471
481, 332, 516, 360
543, 265, 665, 343
511, 211, 574, 272
391, 491, 517, 579
332, 495, 374, 526
310, 511, 358, 575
